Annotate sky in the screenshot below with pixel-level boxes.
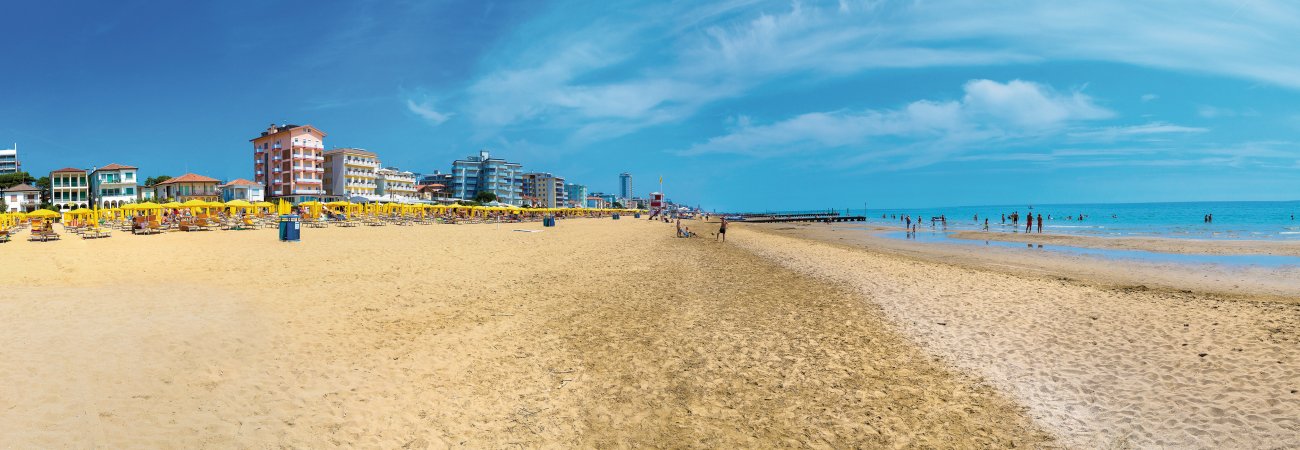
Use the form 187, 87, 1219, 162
3, 0, 1300, 211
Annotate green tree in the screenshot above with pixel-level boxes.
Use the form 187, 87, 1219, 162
612, 201, 624, 208
35, 176, 51, 203
0, 171, 36, 190
473, 191, 498, 203
144, 175, 172, 186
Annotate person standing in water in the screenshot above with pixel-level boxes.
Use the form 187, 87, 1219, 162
1037, 214, 1043, 233
1026, 214, 1033, 232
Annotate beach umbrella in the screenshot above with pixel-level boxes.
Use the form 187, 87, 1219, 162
161, 201, 182, 208
29, 209, 58, 219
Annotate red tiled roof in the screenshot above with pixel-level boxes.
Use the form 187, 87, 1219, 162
219, 178, 260, 187
157, 173, 220, 185
51, 167, 86, 173
96, 163, 137, 171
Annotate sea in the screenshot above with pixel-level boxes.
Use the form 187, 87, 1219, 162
843, 200, 1300, 240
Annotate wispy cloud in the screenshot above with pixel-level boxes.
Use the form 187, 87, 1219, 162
406, 99, 452, 126
681, 79, 1110, 159
437, 0, 1300, 146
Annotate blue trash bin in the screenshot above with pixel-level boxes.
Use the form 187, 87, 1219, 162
612, 213, 621, 220
279, 214, 301, 242
543, 216, 556, 227
634, 213, 641, 219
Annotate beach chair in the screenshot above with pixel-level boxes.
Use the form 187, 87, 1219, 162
0, 229, 11, 243
82, 224, 111, 239
28, 222, 60, 242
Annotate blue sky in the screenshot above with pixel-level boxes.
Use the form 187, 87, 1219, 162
3, 0, 1299, 210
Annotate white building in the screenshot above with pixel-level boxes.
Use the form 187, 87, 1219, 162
90, 163, 139, 208
50, 167, 89, 211
220, 178, 265, 202
376, 167, 417, 200
2, 183, 40, 212
0, 144, 18, 175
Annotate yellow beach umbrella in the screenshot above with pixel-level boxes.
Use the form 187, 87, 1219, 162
29, 209, 59, 219
161, 201, 183, 208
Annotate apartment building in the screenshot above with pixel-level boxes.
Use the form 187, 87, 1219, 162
522, 172, 566, 208
50, 167, 89, 211
0, 144, 18, 174
451, 150, 523, 205
251, 123, 326, 200
90, 163, 138, 208
323, 148, 379, 198
376, 167, 417, 200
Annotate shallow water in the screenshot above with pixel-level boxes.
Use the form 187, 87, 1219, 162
881, 231, 1300, 268
845, 200, 1300, 240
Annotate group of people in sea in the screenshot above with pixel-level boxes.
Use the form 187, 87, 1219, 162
884, 210, 1101, 237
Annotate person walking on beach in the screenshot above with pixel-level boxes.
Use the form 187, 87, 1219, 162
1037, 214, 1043, 233
716, 217, 728, 242
983, 218, 989, 231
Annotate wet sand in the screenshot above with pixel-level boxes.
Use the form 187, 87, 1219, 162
736, 222, 1300, 448
948, 229, 1300, 256
0, 219, 1049, 447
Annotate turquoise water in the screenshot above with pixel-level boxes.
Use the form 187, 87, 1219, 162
852, 201, 1300, 240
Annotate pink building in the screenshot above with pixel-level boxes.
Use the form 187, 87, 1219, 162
251, 123, 326, 200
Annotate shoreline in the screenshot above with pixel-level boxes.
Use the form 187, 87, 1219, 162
946, 229, 1300, 256
730, 223, 1300, 448
741, 222, 1300, 300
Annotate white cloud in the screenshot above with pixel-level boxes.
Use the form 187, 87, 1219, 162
443, 0, 1300, 145
683, 79, 1110, 157
406, 99, 452, 126
1141, 94, 1159, 102
1196, 105, 1259, 118
1067, 122, 1207, 141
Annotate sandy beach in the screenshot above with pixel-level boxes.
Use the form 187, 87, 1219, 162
0, 219, 1050, 447
737, 222, 1300, 448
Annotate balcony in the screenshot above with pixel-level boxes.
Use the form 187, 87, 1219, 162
295, 177, 321, 184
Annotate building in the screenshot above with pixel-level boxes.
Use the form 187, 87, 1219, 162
138, 185, 155, 201
522, 172, 566, 208
50, 167, 89, 211
451, 150, 523, 205
418, 171, 454, 191
375, 167, 417, 200
153, 173, 220, 202
2, 183, 40, 212
0, 143, 18, 175
585, 195, 608, 209
219, 179, 265, 202
593, 192, 618, 205
323, 148, 379, 198
619, 172, 633, 200
90, 163, 138, 208
415, 184, 449, 201
563, 183, 588, 208
251, 123, 326, 201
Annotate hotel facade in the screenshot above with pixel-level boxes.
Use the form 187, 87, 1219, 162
251, 124, 326, 201
153, 173, 220, 202
0, 144, 18, 175
522, 172, 566, 208
375, 167, 417, 200
90, 163, 138, 208
50, 167, 89, 211
451, 150, 523, 205
323, 148, 379, 198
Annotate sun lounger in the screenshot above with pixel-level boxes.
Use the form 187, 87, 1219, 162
0, 230, 11, 243
82, 225, 111, 239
